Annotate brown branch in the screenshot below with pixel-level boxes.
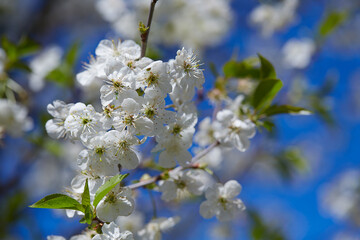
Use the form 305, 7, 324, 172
140, 0, 158, 58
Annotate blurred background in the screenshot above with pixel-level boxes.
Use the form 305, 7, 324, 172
1, 0, 360, 239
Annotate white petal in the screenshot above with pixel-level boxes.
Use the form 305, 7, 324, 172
199, 200, 215, 219
223, 180, 242, 199
121, 150, 140, 170
158, 150, 177, 168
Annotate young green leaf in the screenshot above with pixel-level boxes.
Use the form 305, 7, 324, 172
81, 179, 90, 207
257, 54, 276, 80
1, 36, 18, 62
17, 36, 40, 57
46, 43, 79, 87
29, 194, 84, 212
318, 11, 348, 39
80, 205, 94, 224
252, 79, 283, 111
223, 59, 260, 79
93, 173, 129, 208
262, 105, 312, 117
12, 61, 31, 72
262, 120, 275, 132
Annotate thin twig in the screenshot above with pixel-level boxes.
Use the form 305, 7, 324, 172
140, 0, 158, 58
191, 141, 220, 163
148, 189, 157, 218
128, 141, 220, 189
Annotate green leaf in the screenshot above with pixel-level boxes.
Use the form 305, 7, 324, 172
82, 179, 90, 207
80, 205, 94, 224
223, 58, 260, 79
93, 174, 129, 208
139, 21, 149, 34
17, 36, 40, 57
319, 11, 348, 38
29, 194, 84, 212
1, 36, 18, 62
283, 148, 308, 172
65, 42, 79, 67
46, 43, 79, 87
252, 79, 283, 111
274, 147, 308, 180
262, 120, 275, 132
258, 54, 276, 79
12, 61, 31, 72
262, 105, 312, 117
209, 62, 219, 77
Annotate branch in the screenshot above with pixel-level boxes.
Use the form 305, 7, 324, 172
140, 0, 158, 58
191, 141, 220, 163
128, 141, 220, 189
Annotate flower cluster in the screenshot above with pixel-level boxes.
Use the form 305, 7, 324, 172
43, 38, 250, 239
194, 96, 256, 167
96, 0, 233, 49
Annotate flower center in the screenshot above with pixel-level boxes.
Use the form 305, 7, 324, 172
172, 124, 182, 135
118, 140, 129, 150
82, 118, 91, 125
145, 107, 155, 118
183, 61, 192, 73
105, 192, 117, 204
146, 72, 159, 86
124, 115, 134, 125
95, 147, 105, 155
112, 79, 124, 89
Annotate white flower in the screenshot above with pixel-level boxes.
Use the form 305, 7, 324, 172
282, 38, 316, 69
77, 132, 119, 177
105, 130, 140, 170
46, 100, 74, 139
76, 56, 106, 90
47, 231, 94, 240
96, 186, 135, 222
249, 0, 298, 37
321, 170, 360, 225
152, 113, 197, 168
159, 169, 207, 201
214, 109, 256, 152
47, 236, 66, 240
95, 39, 140, 61
112, 97, 154, 136
70, 173, 105, 196
93, 222, 134, 240
137, 61, 172, 97
29, 46, 62, 91
200, 180, 245, 221
100, 64, 136, 107
194, 117, 216, 147
170, 48, 204, 91
64, 103, 102, 141
0, 99, 33, 137
115, 211, 144, 233
141, 89, 176, 132
137, 217, 180, 240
